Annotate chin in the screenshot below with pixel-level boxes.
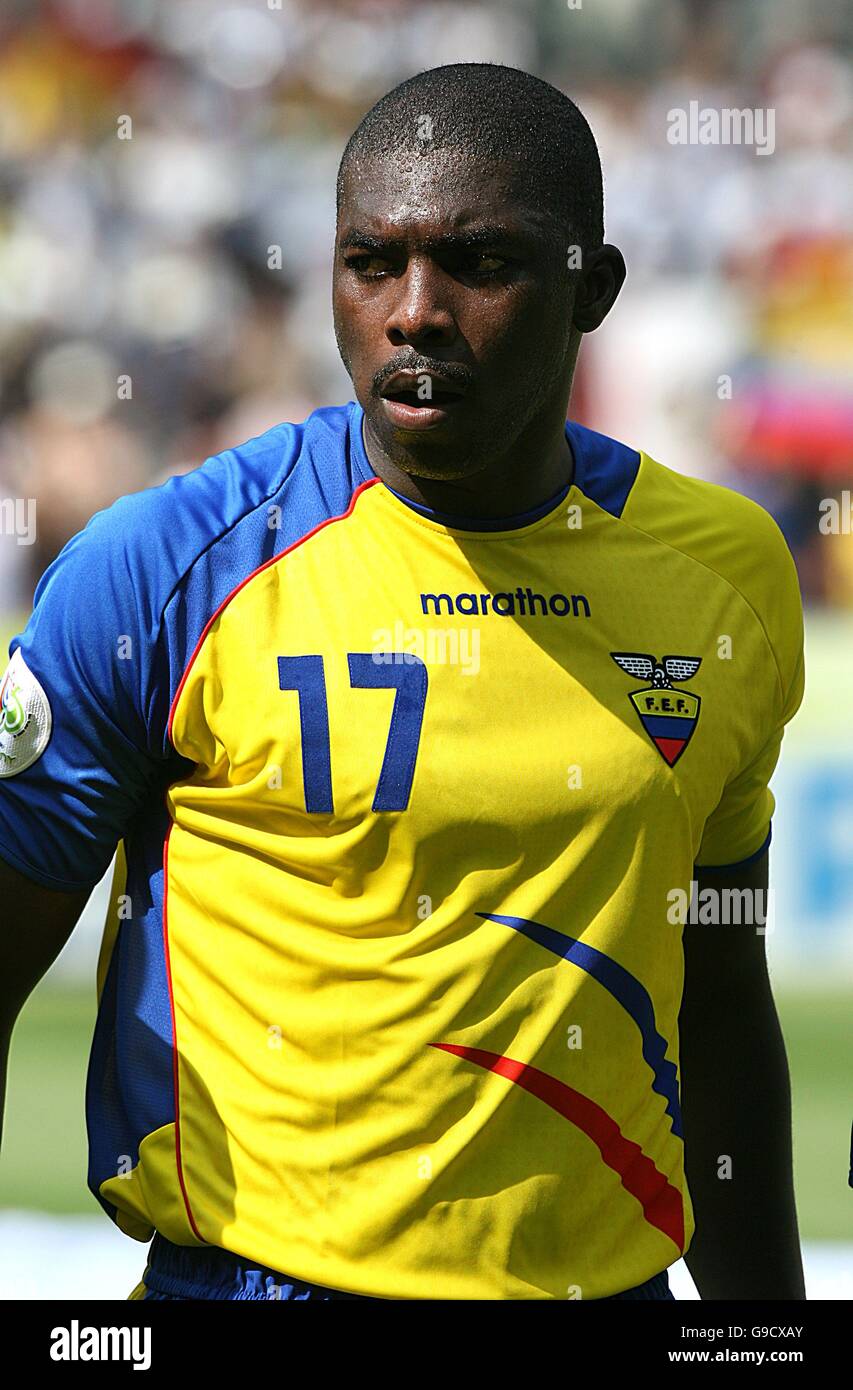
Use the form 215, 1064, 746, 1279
386, 442, 488, 482
370, 418, 489, 481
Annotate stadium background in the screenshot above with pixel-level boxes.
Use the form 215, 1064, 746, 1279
0, 0, 850, 1298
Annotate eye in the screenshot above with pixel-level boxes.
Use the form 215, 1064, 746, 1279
345, 253, 394, 278
458, 250, 510, 280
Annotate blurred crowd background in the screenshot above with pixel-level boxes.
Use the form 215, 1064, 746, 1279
0, 0, 851, 610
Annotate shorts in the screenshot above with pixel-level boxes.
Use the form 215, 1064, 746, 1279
129, 1232, 675, 1301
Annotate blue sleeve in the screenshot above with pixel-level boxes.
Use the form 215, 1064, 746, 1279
0, 414, 344, 891
0, 503, 173, 891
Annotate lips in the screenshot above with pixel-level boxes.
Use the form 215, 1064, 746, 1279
378, 369, 469, 430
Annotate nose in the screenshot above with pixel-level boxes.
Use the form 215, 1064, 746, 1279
384, 256, 457, 350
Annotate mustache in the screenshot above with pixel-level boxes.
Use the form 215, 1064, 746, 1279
372, 355, 475, 395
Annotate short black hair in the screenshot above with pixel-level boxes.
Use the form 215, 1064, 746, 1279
337, 62, 604, 255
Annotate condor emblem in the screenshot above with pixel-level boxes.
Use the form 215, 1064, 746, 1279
611, 652, 701, 767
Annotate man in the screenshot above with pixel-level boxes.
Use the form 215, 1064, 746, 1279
0, 63, 805, 1301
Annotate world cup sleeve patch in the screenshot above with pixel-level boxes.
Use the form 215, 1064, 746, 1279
0, 650, 53, 778
611, 651, 702, 767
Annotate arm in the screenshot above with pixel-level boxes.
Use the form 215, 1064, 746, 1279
679, 850, 806, 1299
0, 857, 91, 1151
0, 497, 172, 1157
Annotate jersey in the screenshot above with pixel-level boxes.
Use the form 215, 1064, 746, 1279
0, 401, 805, 1300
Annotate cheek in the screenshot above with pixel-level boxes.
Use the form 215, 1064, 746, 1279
332, 295, 376, 376
331, 279, 354, 334
470, 295, 567, 373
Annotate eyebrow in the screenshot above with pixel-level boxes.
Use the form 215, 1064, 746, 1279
337, 224, 526, 254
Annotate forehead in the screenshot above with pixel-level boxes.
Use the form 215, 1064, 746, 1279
336, 148, 552, 243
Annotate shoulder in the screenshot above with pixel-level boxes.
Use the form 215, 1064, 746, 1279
569, 417, 803, 709
622, 449, 801, 614
569, 418, 801, 630
622, 449, 804, 704
624, 450, 792, 577
11, 406, 360, 750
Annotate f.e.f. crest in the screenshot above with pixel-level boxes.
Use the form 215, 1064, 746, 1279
611, 652, 702, 767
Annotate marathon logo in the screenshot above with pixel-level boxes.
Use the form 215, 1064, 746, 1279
420, 589, 591, 618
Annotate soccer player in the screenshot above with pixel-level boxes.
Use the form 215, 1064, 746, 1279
0, 64, 805, 1301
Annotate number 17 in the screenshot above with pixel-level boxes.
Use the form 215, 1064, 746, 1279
277, 653, 428, 813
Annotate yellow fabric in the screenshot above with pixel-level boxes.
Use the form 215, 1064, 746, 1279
100, 1124, 206, 1246
105, 453, 803, 1299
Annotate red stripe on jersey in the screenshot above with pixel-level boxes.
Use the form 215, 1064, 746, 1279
431, 1043, 685, 1250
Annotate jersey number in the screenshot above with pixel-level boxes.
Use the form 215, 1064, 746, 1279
277, 654, 428, 813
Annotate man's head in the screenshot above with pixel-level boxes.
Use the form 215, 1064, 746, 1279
332, 62, 625, 481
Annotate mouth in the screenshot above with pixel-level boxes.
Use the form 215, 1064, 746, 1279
378, 371, 469, 431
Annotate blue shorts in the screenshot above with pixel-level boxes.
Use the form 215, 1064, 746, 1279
130, 1233, 675, 1301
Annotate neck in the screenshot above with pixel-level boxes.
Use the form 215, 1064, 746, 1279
361, 408, 574, 522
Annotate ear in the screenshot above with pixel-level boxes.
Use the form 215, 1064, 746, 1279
572, 244, 627, 333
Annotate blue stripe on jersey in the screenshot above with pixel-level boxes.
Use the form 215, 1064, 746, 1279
479, 911, 683, 1138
